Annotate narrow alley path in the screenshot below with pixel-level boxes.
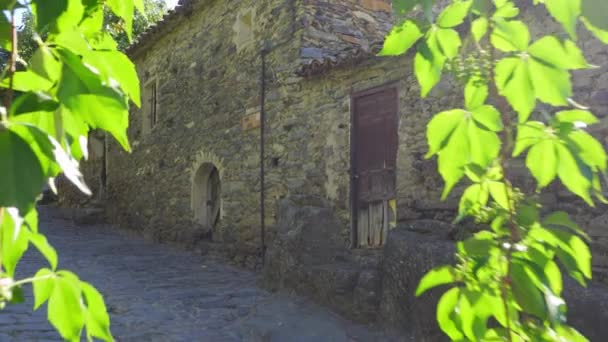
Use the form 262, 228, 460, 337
0, 206, 400, 342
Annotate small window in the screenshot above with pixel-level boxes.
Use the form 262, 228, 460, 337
234, 9, 255, 50
142, 79, 158, 134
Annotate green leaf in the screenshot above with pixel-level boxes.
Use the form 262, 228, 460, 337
65, 94, 130, 152
1, 208, 30, 276
568, 130, 607, 171
0, 13, 11, 50
488, 181, 510, 209
426, 109, 466, 157
416, 266, 457, 296
30, 46, 62, 81
511, 261, 547, 319
459, 183, 489, 216
471, 105, 502, 131
528, 57, 572, 107
437, 0, 472, 28
33, 268, 55, 310
545, 0, 581, 39
582, 17, 608, 43
9, 123, 61, 178
495, 57, 535, 122
0, 129, 44, 213
438, 120, 468, 199
10, 92, 59, 116
556, 110, 599, 125
581, 0, 608, 31
435, 28, 461, 58
527, 139, 558, 188
31, 0, 67, 31
493, 0, 519, 18
379, 20, 423, 56
544, 211, 590, 241
437, 287, 464, 340
133, 0, 145, 14
31, 0, 84, 33
56, 49, 131, 151
555, 326, 589, 342
79, 5, 104, 36
544, 260, 563, 295
491, 20, 529, 51
81, 282, 112, 341
415, 39, 445, 97
30, 233, 58, 270
83, 51, 141, 107
465, 78, 488, 110
458, 231, 496, 257
48, 275, 85, 341
107, 0, 135, 40
10, 286, 25, 304
1, 71, 54, 93
529, 36, 589, 70
467, 120, 500, 167
556, 231, 592, 279
513, 121, 546, 156
556, 143, 593, 205
471, 17, 488, 42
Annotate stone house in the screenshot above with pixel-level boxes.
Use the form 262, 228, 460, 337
71, 0, 608, 338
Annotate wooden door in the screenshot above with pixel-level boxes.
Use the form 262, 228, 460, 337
206, 167, 221, 229
351, 86, 398, 248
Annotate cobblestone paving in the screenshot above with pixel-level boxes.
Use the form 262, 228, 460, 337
0, 207, 401, 342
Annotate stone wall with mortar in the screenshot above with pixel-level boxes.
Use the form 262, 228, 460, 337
104, 0, 302, 268
263, 3, 608, 332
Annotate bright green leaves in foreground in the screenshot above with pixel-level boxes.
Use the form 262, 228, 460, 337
386, 0, 608, 341
379, 20, 423, 56
0, 129, 44, 212
31, 270, 113, 342
514, 110, 606, 204
426, 81, 502, 199
0, 0, 140, 340
495, 34, 587, 122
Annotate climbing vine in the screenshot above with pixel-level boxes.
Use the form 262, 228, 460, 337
0, 0, 142, 340
381, 0, 607, 340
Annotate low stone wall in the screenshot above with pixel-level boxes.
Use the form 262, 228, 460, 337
261, 196, 384, 322
263, 198, 608, 339
380, 227, 608, 341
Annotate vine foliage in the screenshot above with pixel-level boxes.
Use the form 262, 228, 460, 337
0, 0, 142, 340
381, 0, 608, 340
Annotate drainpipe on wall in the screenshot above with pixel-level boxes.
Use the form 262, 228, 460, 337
258, 0, 297, 266
259, 47, 268, 265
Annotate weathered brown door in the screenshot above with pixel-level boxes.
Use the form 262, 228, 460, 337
351, 86, 398, 248
206, 167, 221, 229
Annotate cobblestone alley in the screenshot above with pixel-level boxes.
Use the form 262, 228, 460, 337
0, 207, 401, 342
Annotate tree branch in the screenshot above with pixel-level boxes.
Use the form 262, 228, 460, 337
2, 9, 18, 119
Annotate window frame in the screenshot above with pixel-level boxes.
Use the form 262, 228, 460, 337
142, 77, 159, 135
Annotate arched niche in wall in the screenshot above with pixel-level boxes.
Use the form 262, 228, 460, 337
192, 162, 222, 230
190, 150, 225, 231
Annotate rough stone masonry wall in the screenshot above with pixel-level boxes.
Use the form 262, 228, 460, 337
104, 0, 302, 267
263, 3, 608, 333
291, 4, 608, 280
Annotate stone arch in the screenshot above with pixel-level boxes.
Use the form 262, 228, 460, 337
192, 162, 222, 229
190, 150, 225, 229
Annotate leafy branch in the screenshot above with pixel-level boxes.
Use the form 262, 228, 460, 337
0, 0, 147, 340
382, 0, 608, 340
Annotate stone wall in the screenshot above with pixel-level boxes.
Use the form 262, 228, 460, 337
104, 0, 302, 267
